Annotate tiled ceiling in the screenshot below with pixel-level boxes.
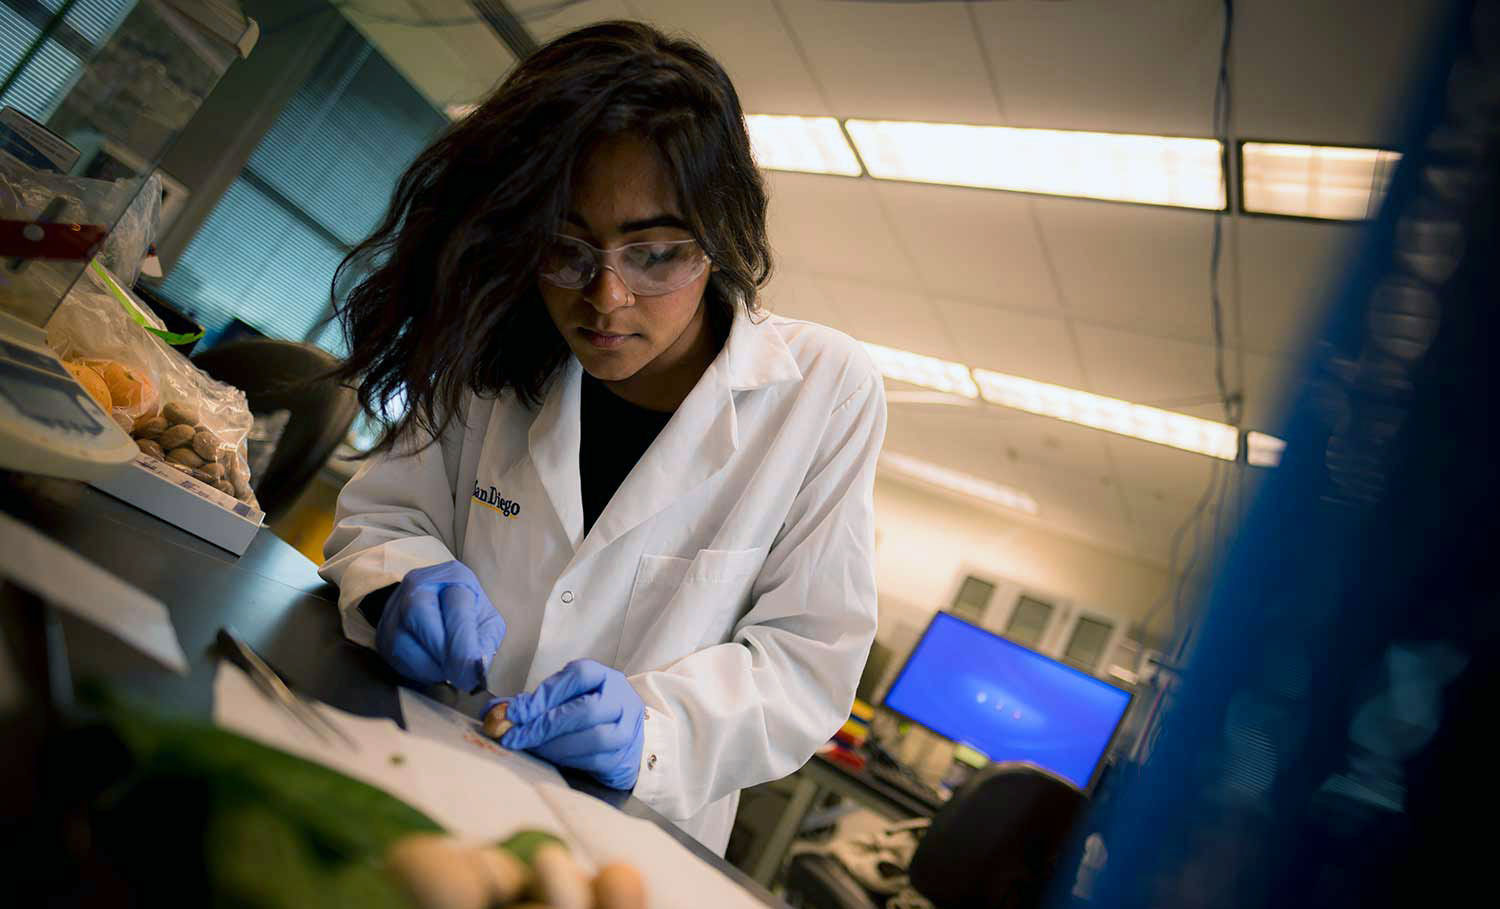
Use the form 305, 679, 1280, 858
351, 0, 1451, 565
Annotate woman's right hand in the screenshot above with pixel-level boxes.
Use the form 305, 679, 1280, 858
375, 560, 506, 692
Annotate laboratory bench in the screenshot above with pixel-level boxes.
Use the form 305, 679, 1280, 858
0, 471, 785, 908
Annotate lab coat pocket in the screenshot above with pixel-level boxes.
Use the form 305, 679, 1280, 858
618, 547, 767, 673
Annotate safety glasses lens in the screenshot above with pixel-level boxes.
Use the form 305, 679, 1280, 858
539, 236, 595, 289
539, 236, 707, 295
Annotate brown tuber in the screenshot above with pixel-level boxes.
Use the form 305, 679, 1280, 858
167, 447, 205, 468
156, 423, 196, 450
593, 862, 647, 909
384, 835, 490, 909
529, 841, 592, 909
136, 439, 164, 460
163, 401, 199, 426
384, 834, 532, 909
483, 701, 514, 740
132, 415, 168, 439
191, 429, 222, 461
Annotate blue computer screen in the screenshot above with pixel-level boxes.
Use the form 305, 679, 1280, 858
882, 612, 1132, 788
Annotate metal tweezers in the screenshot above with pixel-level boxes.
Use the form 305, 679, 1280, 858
216, 627, 359, 751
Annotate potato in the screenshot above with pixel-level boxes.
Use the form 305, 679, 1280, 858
483, 702, 513, 740
64, 362, 111, 412
167, 447, 205, 468
163, 401, 199, 426
384, 835, 491, 909
191, 429, 222, 461
198, 461, 224, 481
214, 480, 237, 497
593, 863, 647, 909
530, 842, 591, 909
229, 460, 252, 499
111, 411, 134, 434
166, 461, 193, 474
133, 416, 168, 439
473, 846, 529, 904
157, 424, 196, 450
97, 361, 155, 413
136, 439, 165, 460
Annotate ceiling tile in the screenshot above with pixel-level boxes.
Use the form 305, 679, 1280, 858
1235, 217, 1361, 358
1125, 489, 1224, 570
1031, 195, 1216, 344
629, 0, 830, 115
344, 1, 516, 109
1010, 457, 1134, 549
1073, 324, 1222, 407
1107, 434, 1219, 509
760, 270, 842, 327
969, 0, 1219, 136
810, 276, 957, 362
933, 297, 1084, 388
871, 181, 1060, 312
881, 404, 1113, 483
773, 0, 1002, 123
1073, 323, 1295, 429
525, 0, 635, 41
1233, 0, 1450, 146
883, 406, 1021, 476
765, 171, 918, 285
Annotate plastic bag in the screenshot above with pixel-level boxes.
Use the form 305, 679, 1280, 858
1, 154, 159, 313
47, 264, 262, 510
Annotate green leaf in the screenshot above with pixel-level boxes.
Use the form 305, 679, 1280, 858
89, 689, 441, 861
499, 829, 567, 866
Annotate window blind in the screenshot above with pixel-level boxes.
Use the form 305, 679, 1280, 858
0, 0, 136, 120
160, 22, 446, 352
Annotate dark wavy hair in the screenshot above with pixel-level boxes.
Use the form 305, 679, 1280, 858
332, 20, 772, 454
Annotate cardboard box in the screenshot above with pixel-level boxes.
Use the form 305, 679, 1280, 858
91, 454, 263, 554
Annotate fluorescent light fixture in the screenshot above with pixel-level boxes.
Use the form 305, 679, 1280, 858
745, 114, 862, 176
862, 342, 979, 399
446, 103, 477, 120
972, 369, 1239, 460
1246, 431, 1286, 468
1242, 142, 1401, 220
885, 390, 979, 408
844, 119, 1225, 209
881, 452, 1039, 516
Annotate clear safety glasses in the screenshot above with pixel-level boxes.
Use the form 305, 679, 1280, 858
538, 234, 709, 296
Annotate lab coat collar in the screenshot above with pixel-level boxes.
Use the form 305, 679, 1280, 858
549, 306, 802, 564
723, 307, 804, 390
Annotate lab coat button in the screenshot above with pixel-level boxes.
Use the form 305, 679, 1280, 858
560, 590, 574, 604
647, 754, 658, 770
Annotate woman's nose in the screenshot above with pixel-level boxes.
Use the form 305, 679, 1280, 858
584, 266, 633, 313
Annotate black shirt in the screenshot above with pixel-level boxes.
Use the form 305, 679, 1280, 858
580, 371, 673, 535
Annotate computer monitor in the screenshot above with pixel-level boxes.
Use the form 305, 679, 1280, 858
881, 611, 1133, 790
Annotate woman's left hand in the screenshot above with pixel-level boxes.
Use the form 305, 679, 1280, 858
490, 659, 645, 790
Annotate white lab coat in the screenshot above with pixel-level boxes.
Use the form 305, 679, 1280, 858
320, 311, 884, 853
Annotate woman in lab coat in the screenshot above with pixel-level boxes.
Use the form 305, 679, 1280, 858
319, 21, 884, 854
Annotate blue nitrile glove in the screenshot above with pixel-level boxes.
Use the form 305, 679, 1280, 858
374, 560, 506, 693
492, 659, 646, 790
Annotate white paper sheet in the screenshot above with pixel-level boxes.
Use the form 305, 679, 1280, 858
537, 785, 769, 909
214, 665, 765, 907
397, 687, 568, 790
0, 512, 187, 673
213, 664, 567, 844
